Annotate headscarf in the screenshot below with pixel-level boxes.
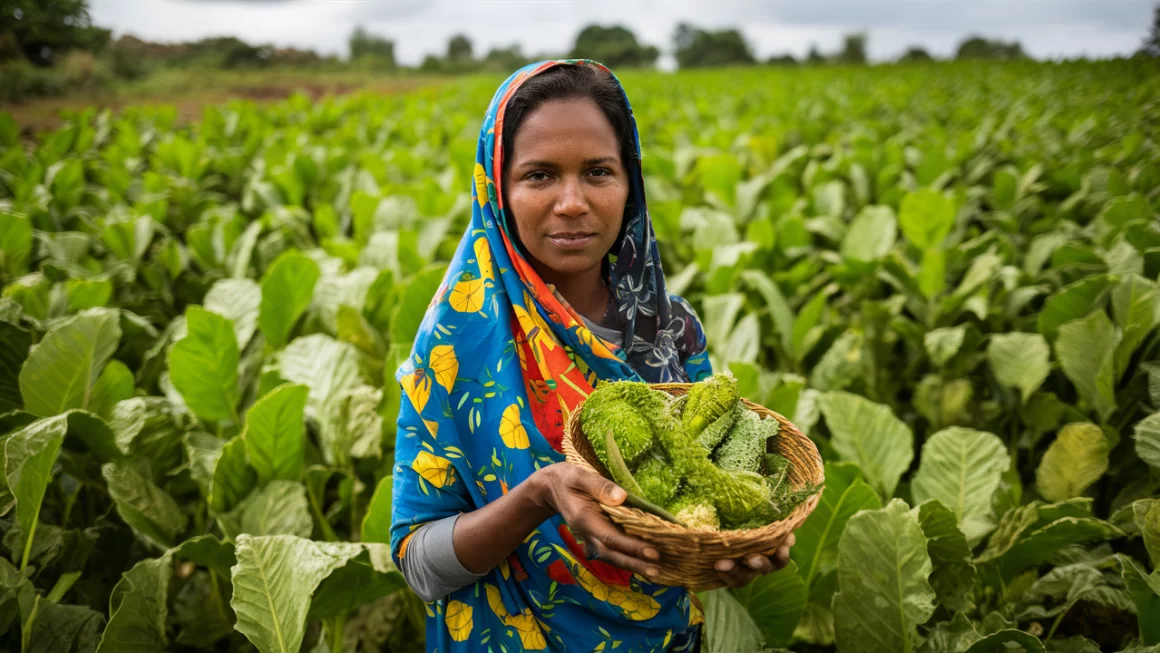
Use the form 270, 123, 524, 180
390, 59, 712, 653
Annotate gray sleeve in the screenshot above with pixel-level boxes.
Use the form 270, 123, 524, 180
397, 513, 488, 603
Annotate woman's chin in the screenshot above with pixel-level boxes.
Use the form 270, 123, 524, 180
534, 253, 602, 279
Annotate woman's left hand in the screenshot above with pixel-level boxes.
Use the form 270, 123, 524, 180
712, 534, 795, 588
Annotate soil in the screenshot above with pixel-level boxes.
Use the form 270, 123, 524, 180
1, 77, 436, 138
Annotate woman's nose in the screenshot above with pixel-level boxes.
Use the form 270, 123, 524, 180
554, 177, 588, 217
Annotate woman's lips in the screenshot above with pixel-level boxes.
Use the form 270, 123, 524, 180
547, 233, 597, 250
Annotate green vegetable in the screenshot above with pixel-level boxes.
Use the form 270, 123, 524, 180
715, 409, 775, 473
681, 371, 740, 437
580, 380, 672, 467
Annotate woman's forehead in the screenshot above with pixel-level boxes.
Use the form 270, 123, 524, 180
508, 100, 620, 162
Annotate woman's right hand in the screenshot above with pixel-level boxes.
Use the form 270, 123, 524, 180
531, 463, 662, 580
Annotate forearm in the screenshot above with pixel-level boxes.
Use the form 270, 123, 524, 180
452, 469, 555, 574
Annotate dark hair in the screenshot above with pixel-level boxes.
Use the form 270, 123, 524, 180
500, 64, 637, 184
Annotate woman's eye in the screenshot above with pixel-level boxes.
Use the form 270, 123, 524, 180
527, 171, 550, 182
589, 168, 611, 177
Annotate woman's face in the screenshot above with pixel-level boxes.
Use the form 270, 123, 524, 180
504, 97, 629, 285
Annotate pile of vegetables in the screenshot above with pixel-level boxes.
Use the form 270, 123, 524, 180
579, 372, 817, 530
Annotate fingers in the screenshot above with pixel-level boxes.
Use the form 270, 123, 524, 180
714, 534, 798, 587
574, 522, 660, 579
714, 559, 761, 587
587, 540, 660, 580
555, 473, 659, 577
567, 466, 627, 506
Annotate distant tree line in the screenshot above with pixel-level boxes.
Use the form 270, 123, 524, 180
352, 25, 1040, 73
3, 0, 1159, 103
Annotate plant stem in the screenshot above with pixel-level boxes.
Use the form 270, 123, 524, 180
308, 486, 339, 542
329, 615, 346, 653
20, 520, 39, 571
1047, 605, 1070, 640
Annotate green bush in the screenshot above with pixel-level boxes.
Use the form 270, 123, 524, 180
0, 60, 67, 102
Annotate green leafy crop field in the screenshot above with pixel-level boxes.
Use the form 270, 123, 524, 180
0, 59, 1158, 652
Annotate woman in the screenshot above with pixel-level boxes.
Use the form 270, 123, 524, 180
390, 59, 794, 652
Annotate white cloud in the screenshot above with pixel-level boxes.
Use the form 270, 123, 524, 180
88, 0, 1153, 64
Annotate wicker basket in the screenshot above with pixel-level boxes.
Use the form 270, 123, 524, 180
561, 382, 825, 592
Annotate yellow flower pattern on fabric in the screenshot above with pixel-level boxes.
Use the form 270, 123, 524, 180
445, 600, 473, 642
413, 451, 455, 488
430, 345, 459, 393
474, 162, 491, 208
551, 545, 660, 621
513, 292, 561, 358
499, 403, 530, 449
486, 585, 548, 650
400, 369, 431, 414
449, 278, 486, 313
474, 237, 494, 281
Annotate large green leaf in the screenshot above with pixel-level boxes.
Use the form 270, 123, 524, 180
101, 462, 187, 550
19, 308, 121, 417
0, 213, 32, 277
360, 474, 393, 545
243, 383, 308, 485
963, 630, 1044, 653
986, 333, 1050, 403
700, 587, 765, 653
320, 384, 383, 466
204, 278, 262, 350
911, 427, 1009, 544
230, 535, 361, 653
730, 560, 807, 649
219, 480, 312, 540
1035, 423, 1110, 502
95, 553, 172, 653
1111, 274, 1158, 380
1134, 499, 1160, 569
88, 360, 134, 421
1119, 555, 1160, 645
61, 408, 120, 462
183, 432, 221, 499
1037, 275, 1114, 343
5, 414, 66, 569
975, 499, 1123, 578
913, 500, 976, 613
840, 206, 897, 263
170, 569, 234, 648
278, 334, 362, 416
817, 392, 914, 497
25, 601, 105, 653
389, 263, 448, 346
899, 188, 955, 250
307, 543, 405, 620
918, 612, 979, 653
791, 462, 881, 588
924, 326, 966, 368
211, 435, 256, 514
168, 306, 240, 424
1136, 412, 1160, 473
0, 321, 31, 413
1054, 311, 1119, 422
833, 499, 935, 653
259, 251, 320, 349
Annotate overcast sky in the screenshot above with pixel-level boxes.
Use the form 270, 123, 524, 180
89, 0, 1155, 67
